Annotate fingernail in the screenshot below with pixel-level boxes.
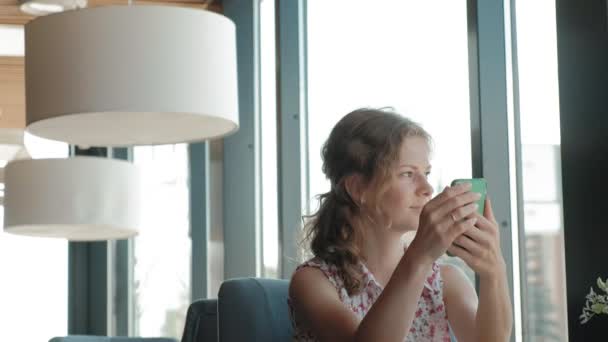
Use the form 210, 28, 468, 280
459, 182, 472, 189
474, 193, 482, 199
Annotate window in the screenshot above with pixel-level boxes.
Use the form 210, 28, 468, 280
306, 0, 473, 279
132, 144, 191, 338
260, 0, 280, 278
515, 0, 568, 339
0, 210, 68, 341
0, 134, 68, 341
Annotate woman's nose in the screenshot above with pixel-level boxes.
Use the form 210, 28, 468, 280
417, 177, 434, 197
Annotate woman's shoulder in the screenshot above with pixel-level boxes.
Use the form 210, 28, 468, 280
295, 257, 336, 273
291, 257, 344, 291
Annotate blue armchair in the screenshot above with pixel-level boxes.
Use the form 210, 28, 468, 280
181, 277, 456, 342
215, 277, 457, 342
217, 278, 292, 342
181, 299, 218, 342
49, 336, 176, 342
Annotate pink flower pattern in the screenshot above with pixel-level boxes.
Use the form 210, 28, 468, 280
288, 258, 451, 342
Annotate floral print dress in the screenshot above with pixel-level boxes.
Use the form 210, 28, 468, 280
288, 257, 452, 342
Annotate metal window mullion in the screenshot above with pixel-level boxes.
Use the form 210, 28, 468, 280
111, 147, 133, 336
68, 147, 110, 336
467, 1, 518, 341
189, 142, 210, 299
222, 0, 263, 279
276, 0, 308, 279
505, 0, 527, 340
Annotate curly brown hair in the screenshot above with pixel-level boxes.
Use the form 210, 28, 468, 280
301, 108, 431, 295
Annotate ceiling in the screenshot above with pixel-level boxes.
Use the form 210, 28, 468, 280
0, 0, 220, 25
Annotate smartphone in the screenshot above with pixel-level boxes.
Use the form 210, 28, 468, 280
450, 178, 487, 215
446, 178, 487, 257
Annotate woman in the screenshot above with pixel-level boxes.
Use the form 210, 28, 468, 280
288, 108, 512, 341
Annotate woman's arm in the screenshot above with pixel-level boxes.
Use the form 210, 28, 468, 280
290, 184, 481, 342
476, 263, 512, 341
355, 249, 436, 342
442, 262, 512, 342
446, 198, 513, 341
290, 249, 434, 342
441, 264, 477, 342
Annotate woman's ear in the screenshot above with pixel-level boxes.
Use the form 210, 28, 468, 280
344, 173, 366, 205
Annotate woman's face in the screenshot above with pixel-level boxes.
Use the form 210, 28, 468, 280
378, 136, 434, 232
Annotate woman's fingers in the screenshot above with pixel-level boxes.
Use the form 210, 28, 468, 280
446, 217, 477, 242
446, 243, 474, 264
453, 233, 484, 255
433, 201, 479, 235
484, 197, 497, 224
472, 212, 499, 240
424, 192, 480, 229
449, 202, 479, 222
435, 192, 481, 222
424, 182, 472, 213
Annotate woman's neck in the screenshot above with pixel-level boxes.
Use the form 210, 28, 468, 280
359, 228, 407, 287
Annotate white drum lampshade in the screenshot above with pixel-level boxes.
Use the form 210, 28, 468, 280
24, 5, 239, 146
3, 157, 141, 240
19, 0, 87, 16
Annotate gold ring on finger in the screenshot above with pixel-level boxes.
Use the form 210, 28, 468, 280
450, 213, 458, 223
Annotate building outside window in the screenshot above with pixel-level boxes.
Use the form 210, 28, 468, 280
515, 0, 568, 339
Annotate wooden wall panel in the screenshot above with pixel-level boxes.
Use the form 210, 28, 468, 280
0, 56, 25, 129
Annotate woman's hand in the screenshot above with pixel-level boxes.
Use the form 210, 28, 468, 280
447, 198, 507, 280
408, 182, 481, 264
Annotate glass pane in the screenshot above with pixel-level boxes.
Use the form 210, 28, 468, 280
0, 208, 68, 341
307, 1, 473, 279
515, 0, 568, 340
0, 42, 67, 340
260, 0, 279, 278
0, 128, 68, 341
133, 144, 191, 339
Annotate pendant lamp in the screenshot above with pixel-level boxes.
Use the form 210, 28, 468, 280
19, 0, 86, 16
4, 157, 141, 240
24, 5, 239, 146
3, 5, 239, 240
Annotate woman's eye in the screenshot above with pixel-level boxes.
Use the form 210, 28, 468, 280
424, 171, 431, 178
401, 171, 414, 178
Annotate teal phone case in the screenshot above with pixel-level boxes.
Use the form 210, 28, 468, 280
446, 178, 487, 257
450, 178, 487, 215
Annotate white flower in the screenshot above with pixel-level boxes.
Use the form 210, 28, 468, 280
580, 277, 608, 324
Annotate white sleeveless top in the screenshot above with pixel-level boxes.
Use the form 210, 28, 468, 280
288, 257, 452, 342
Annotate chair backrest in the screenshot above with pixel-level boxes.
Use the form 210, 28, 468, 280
217, 278, 292, 342
49, 336, 176, 342
181, 299, 218, 342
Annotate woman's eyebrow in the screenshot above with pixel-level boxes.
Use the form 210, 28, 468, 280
399, 164, 432, 170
